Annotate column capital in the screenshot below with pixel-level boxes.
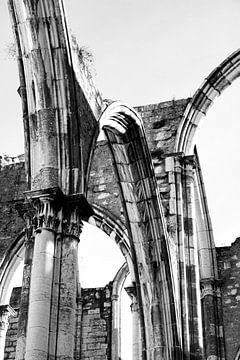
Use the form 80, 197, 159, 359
165, 152, 197, 174
125, 284, 137, 299
16, 187, 94, 236
125, 285, 139, 313
200, 278, 222, 299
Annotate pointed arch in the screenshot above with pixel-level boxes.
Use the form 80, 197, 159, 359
176, 48, 240, 154
90, 203, 135, 281
0, 233, 25, 304
99, 101, 181, 359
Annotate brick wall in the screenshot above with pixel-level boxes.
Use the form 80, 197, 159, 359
4, 287, 21, 360
87, 99, 190, 223
4, 285, 113, 360
217, 238, 240, 359
0, 163, 27, 261
80, 285, 112, 360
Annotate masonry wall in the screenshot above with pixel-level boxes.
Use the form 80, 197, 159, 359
80, 286, 112, 360
4, 286, 113, 360
4, 287, 21, 360
0, 162, 26, 261
4, 99, 240, 360
217, 238, 240, 359
87, 98, 190, 223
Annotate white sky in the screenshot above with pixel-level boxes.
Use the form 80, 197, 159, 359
0, 0, 240, 246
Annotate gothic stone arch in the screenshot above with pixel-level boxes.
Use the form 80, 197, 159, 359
1, 1, 240, 359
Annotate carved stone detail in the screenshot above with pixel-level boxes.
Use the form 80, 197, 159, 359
200, 278, 221, 299
33, 196, 61, 232
62, 211, 84, 239
21, 187, 93, 237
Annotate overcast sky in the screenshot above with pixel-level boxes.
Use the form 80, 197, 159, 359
0, 0, 240, 246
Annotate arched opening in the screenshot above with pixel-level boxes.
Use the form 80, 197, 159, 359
78, 219, 135, 360
0, 219, 134, 360
196, 79, 240, 246
0, 235, 24, 305
78, 221, 125, 287
100, 101, 180, 358
175, 49, 240, 359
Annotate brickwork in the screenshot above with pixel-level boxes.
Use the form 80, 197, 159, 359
80, 286, 112, 360
135, 99, 190, 155
217, 238, 240, 359
0, 163, 27, 261
87, 99, 190, 224
4, 286, 112, 360
87, 140, 123, 222
4, 287, 21, 360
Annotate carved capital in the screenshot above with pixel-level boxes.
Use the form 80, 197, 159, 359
125, 285, 137, 299
200, 278, 222, 299
33, 197, 61, 232
17, 187, 94, 237
125, 284, 139, 312
23, 187, 62, 232
62, 212, 83, 239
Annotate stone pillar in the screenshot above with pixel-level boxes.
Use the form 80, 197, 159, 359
55, 212, 82, 359
21, 188, 93, 360
125, 285, 141, 360
166, 154, 187, 355
201, 279, 225, 360
111, 294, 120, 360
16, 212, 34, 360
166, 154, 203, 358
184, 156, 203, 358
24, 193, 59, 360
0, 304, 16, 359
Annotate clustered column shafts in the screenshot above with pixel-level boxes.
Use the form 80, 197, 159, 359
193, 152, 225, 360
166, 154, 203, 359
14, 188, 93, 360
183, 157, 203, 358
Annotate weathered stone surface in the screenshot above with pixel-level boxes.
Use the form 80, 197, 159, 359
80, 286, 112, 360
217, 238, 240, 359
0, 163, 26, 262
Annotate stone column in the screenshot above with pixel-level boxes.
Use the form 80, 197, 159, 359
166, 154, 187, 355
125, 285, 141, 360
184, 156, 203, 357
55, 210, 82, 359
16, 211, 34, 360
166, 154, 203, 358
24, 192, 59, 360
0, 304, 16, 359
201, 279, 225, 360
111, 294, 120, 360
22, 188, 93, 360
